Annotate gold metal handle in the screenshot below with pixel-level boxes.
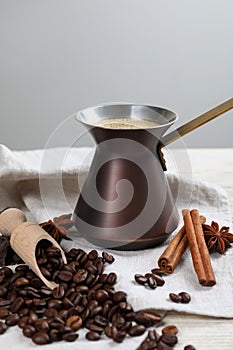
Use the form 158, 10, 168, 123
161, 97, 233, 147
158, 98, 233, 171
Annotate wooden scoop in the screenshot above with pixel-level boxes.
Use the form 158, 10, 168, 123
0, 208, 67, 289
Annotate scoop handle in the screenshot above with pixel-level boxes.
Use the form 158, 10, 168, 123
161, 97, 233, 147
0, 208, 27, 235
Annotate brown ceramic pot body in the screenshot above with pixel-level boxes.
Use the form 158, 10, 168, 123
73, 103, 180, 250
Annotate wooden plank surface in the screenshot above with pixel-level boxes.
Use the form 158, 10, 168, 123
162, 148, 233, 350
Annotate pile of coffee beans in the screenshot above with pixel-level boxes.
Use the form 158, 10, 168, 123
169, 292, 191, 304
134, 268, 166, 290
0, 242, 164, 345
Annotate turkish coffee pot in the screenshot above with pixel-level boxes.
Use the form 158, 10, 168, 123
73, 98, 233, 250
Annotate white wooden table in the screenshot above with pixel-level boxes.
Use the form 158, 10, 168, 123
162, 148, 233, 350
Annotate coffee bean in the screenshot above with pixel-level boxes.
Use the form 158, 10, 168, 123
0, 321, 8, 334
86, 273, 96, 286
18, 307, 29, 318
0, 308, 9, 319
73, 269, 88, 284
49, 329, 62, 341
28, 311, 38, 325
124, 311, 135, 321
40, 267, 52, 280
14, 277, 30, 287
88, 323, 104, 333
102, 252, 115, 264
179, 292, 191, 304
62, 332, 79, 342
32, 331, 50, 345
119, 301, 133, 312
119, 321, 132, 333
66, 315, 82, 331
139, 310, 162, 325
0, 299, 11, 307
102, 301, 112, 318
134, 313, 153, 327
86, 331, 100, 341
48, 299, 63, 310
160, 333, 178, 346
148, 329, 160, 341
0, 286, 7, 297
153, 274, 165, 286
106, 272, 117, 285
32, 298, 47, 308
148, 276, 157, 289
134, 274, 148, 285
62, 296, 74, 309
88, 249, 98, 260
31, 278, 43, 289
85, 261, 98, 275
139, 340, 157, 350
112, 326, 126, 343
95, 260, 104, 275
23, 325, 36, 337
5, 314, 20, 326
1, 266, 13, 277
40, 286, 52, 297
111, 312, 125, 329
94, 315, 108, 327
34, 319, 49, 332
112, 291, 127, 304
76, 285, 89, 294
184, 345, 196, 350
107, 305, 119, 321
18, 316, 29, 328
94, 289, 109, 303
128, 325, 146, 337
58, 270, 73, 282
162, 325, 178, 335
37, 257, 47, 265
52, 284, 65, 299
104, 325, 112, 338
169, 293, 182, 303
0, 274, 5, 284
151, 268, 165, 276
157, 340, 173, 350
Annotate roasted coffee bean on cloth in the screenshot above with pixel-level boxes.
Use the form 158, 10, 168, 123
0, 242, 160, 346
0, 241, 195, 348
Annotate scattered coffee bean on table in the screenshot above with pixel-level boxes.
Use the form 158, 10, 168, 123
169, 292, 191, 304
184, 345, 196, 350
134, 268, 166, 290
162, 325, 178, 335
169, 293, 182, 303
178, 292, 191, 304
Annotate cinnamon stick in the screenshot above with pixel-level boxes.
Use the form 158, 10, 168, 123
158, 225, 187, 273
158, 216, 205, 274
183, 209, 216, 286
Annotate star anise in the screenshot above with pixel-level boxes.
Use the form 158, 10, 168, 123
40, 213, 75, 243
202, 221, 233, 254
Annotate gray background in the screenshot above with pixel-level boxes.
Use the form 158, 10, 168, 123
0, 0, 232, 150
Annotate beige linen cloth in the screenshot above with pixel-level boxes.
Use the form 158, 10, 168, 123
0, 144, 232, 324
